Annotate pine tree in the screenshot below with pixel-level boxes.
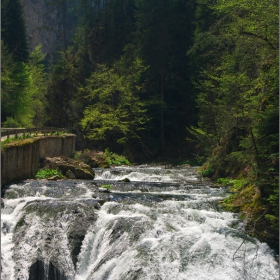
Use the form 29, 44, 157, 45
1, 0, 29, 62
135, 0, 196, 150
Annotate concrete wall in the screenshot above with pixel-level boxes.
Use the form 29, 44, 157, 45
1, 135, 75, 186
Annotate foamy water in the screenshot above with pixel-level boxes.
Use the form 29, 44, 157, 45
1, 166, 278, 280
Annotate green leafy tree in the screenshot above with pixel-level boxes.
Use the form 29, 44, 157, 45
80, 53, 148, 147
27, 45, 49, 127
190, 0, 278, 248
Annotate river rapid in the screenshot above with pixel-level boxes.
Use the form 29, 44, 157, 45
1, 165, 279, 280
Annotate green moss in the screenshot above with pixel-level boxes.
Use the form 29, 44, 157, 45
1, 133, 71, 150
220, 178, 279, 251
216, 178, 234, 186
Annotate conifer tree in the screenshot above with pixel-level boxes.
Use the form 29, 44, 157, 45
1, 0, 29, 62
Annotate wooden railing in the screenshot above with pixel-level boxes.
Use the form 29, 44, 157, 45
1, 127, 67, 138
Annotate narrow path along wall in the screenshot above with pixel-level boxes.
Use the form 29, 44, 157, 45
1, 135, 76, 186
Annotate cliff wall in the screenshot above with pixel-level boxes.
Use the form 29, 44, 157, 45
20, 0, 78, 60
1, 135, 75, 186
20, 0, 61, 60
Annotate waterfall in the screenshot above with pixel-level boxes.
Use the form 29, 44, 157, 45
1, 166, 278, 279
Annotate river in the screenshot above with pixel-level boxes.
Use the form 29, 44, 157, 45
1, 165, 278, 279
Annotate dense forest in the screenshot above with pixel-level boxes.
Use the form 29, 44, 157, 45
1, 0, 278, 250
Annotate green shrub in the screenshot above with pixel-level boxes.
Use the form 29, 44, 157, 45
74, 150, 82, 160
199, 167, 214, 177
71, 148, 130, 167
101, 184, 111, 190
1, 134, 34, 150
36, 169, 64, 179
216, 178, 234, 186
103, 148, 130, 166
2, 117, 22, 128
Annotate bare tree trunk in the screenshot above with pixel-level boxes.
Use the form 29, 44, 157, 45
250, 127, 261, 171
160, 71, 164, 149
62, 0, 67, 56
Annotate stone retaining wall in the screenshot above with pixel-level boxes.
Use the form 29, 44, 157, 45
1, 135, 75, 186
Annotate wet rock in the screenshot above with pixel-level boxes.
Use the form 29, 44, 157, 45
29, 260, 67, 280
94, 203, 101, 210
47, 175, 61, 181
67, 207, 98, 268
85, 155, 100, 168
42, 156, 95, 179
118, 178, 130, 182
65, 170, 76, 179
99, 187, 111, 193
15, 199, 98, 273
81, 151, 110, 168
108, 216, 148, 245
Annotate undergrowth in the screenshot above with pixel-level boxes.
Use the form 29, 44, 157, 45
1, 134, 34, 150
36, 169, 65, 179
74, 148, 130, 167
101, 184, 112, 190
1, 132, 66, 150
220, 178, 279, 252
103, 148, 130, 166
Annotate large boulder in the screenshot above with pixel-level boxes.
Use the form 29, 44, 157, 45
42, 157, 95, 179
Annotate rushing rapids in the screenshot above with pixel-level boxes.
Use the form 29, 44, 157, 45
1, 165, 279, 280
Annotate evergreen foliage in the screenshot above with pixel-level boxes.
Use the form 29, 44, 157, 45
1, 0, 29, 62
1, 42, 48, 127
1, 48, 32, 126
135, 0, 196, 149
190, 0, 279, 250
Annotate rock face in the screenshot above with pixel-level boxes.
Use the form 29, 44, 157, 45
66, 169, 76, 179
43, 157, 95, 179
79, 151, 111, 168
20, 0, 60, 58
20, 0, 78, 60
28, 260, 68, 280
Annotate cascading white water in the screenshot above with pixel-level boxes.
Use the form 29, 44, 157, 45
1, 166, 278, 280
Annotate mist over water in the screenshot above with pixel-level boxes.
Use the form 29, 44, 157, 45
1, 166, 278, 279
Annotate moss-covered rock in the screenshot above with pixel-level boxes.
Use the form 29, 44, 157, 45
85, 152, 111, 168
42, 157, 95, 179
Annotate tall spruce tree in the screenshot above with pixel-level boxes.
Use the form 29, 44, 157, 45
1, 0, 29, 62
135, 0, 196, 151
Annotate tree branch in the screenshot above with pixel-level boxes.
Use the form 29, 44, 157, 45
240, 31, 277, 50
